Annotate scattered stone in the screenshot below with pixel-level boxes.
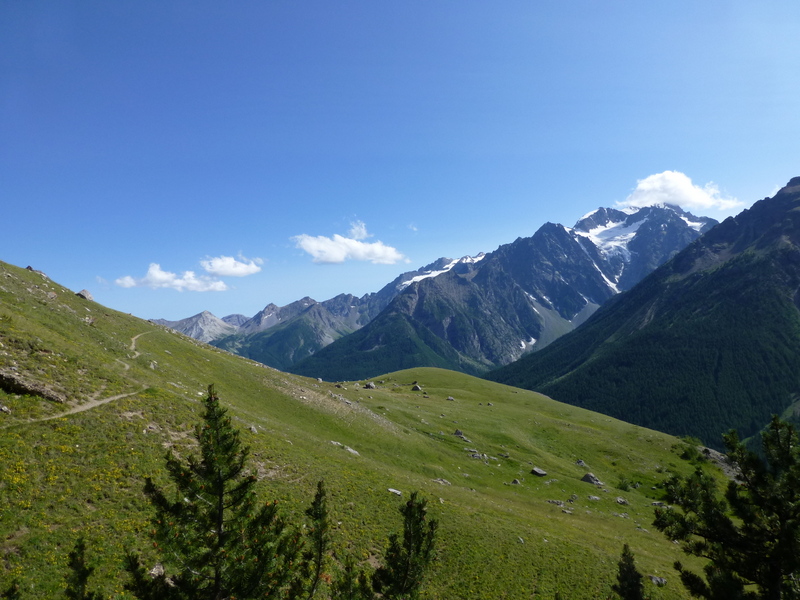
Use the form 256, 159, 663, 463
26, 266, 48, 278
511, 479, 521, 485
76, 289, 94, 301
0, 404, 10, 414
454, 429, 463, 437
47, 291, 57, 300
649, 576, 667, 587
588, 495, 601, 501
568, 493, 578, 503
149, 361, 158, 370
388, 488, 402, 496
446, 396, 455, 401
531, 467, 547, 477
487, 402, 493, 406
364, 381, 376, 389
345, 446, 359, 456
249, 425, 258, 434
562, 509, 573, 515
616, 497, 629, 505
432, 478, 451, 485
317, 378, 323, 383
411, 384, 422, 391
148, 563, 164, 578
546, 499, 565, 507
518, 537, 525, 544
651, 501, 666, 507
580, 473, 604, 486
576, 459, 587, 467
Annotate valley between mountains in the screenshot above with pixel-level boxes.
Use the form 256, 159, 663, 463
160, 179, 800, 451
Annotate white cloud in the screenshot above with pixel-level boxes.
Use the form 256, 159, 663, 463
348, 220, 370, 241
200, 254, 263, 277
293, 222, 406, 264
618, 171, 743, 213
115, 263, 228, 292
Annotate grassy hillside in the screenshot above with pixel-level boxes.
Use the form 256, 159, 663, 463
0, 260, 711, 599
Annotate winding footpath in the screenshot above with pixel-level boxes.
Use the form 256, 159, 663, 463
2, 331, 152, 427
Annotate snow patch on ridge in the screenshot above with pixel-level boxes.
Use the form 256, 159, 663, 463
524, 292, 542, 314
573, 218, 644, 261
398, 254, 485, 290
680, 215, 706, 231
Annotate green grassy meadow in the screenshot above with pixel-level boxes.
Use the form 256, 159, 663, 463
0, 261, 712, 598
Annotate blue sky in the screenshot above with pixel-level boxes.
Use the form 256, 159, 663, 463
2, 2, 799, 320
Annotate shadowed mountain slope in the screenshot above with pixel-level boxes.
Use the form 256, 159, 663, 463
488, 178, 800, 449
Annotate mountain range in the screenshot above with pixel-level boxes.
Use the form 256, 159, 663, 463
159, 204, 716, 379
488, 177, 800, 448
157, 255, 485, 372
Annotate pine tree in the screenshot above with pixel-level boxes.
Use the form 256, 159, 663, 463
288, 480, 332, 600
653, 416, 800, 600
611, 544, 645, 600
304, 480, 331, 599
64, 538, 102, 600
125, 385, 301, 600
329, 556, 374, 600
372, 491, 437, 600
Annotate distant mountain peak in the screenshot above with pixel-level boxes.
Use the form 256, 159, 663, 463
153, 310, 237, 343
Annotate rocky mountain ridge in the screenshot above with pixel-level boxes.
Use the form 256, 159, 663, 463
157, 203, 715, 377
288, 203, 716, 380
487, 177, 800, 448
